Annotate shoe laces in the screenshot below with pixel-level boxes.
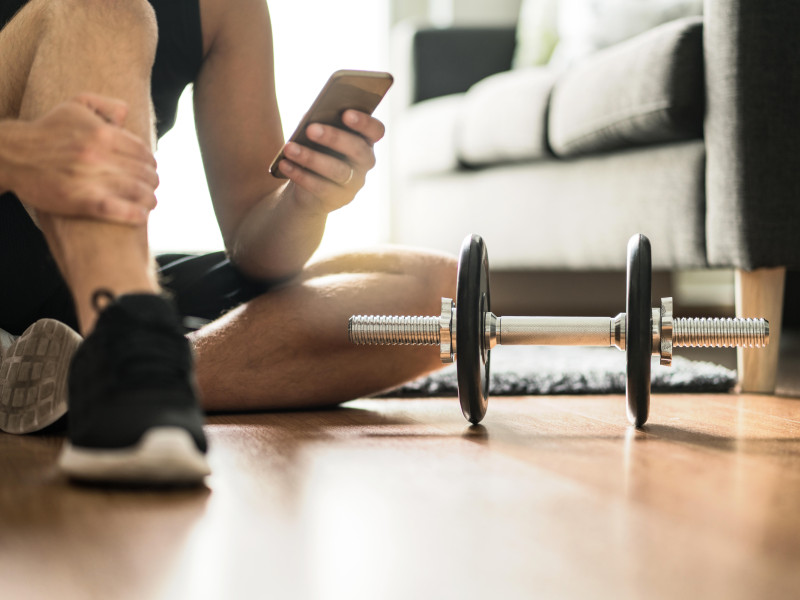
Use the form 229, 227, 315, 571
92, 290, 192, 390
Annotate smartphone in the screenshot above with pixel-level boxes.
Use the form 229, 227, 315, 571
269, 69, 394, 178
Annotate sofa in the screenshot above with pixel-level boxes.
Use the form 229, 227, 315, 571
387, 0, 800, 393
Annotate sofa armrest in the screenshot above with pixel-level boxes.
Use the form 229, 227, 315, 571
704, 0, 800, 269
392, 23, 517, 106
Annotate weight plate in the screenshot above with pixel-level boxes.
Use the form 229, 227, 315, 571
626, 234, 652, 427
456, 234, 491, 424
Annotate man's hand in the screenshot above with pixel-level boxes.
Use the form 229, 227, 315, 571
3, 93, 158, 225
274, 109, 385, 214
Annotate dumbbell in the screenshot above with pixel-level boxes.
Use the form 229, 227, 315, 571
348, 234, 770, 427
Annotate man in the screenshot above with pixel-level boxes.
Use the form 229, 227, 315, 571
0, 0, 455, 484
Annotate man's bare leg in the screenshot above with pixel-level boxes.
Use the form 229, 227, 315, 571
0, 0, 159, 434
0, 0, 208, 482
8, 0, 159, 334
191, 248, 457, 411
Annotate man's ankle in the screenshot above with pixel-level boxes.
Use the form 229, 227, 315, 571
76, 287, 162, 335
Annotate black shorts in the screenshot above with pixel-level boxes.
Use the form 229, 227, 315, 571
0, 194, 272, 335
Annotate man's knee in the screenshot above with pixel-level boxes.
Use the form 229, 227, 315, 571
44, 0, 158, 65
427, 253, 458, 305
394, 252, 458, 317
421, 251, 456, 287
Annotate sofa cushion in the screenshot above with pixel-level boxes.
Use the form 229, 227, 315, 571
456, 67, 557, 167
394, 94, 464, 177
548, 16, 704, 158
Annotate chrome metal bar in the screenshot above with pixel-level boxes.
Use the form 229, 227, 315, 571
496, 316, 613, 347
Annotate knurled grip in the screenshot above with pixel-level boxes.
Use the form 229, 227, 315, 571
497, 317, 613, 347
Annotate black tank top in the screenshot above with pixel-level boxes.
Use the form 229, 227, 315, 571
0, 0, 203, 137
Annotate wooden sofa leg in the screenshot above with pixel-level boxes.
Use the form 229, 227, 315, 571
735, 267, 786, 393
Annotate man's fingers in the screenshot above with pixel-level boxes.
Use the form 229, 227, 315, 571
280, 160, 332, 198
283, 142, 362, 187
343, 110, 385, 143
74, 92, 129, 127
305, 123, 375, 168
72, 93, 156, 167
78, 194, 150, 225
112, 155, 160, 189
116, 182, 158, 210
94, 172, 158, 209
111, 126, 157, 167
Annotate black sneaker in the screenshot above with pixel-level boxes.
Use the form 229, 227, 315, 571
58, 291, 210, 485
0, 319, 81, 434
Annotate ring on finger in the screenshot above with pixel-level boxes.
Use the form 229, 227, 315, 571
342, 166, 354, 186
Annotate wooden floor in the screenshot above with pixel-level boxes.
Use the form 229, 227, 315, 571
3, 345, 800, 599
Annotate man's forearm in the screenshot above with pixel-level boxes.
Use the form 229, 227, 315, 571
227, 183, 329, 281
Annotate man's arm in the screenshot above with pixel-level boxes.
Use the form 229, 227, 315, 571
0, 94, 158, 224
193, 0, 384, 281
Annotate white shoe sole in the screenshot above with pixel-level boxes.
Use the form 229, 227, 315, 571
0, 319, 82, 434
58, 426, 211, 485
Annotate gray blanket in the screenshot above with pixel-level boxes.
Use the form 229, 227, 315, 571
381, 346, 736, 397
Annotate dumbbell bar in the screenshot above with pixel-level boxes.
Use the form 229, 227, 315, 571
348, 234, 769, 427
